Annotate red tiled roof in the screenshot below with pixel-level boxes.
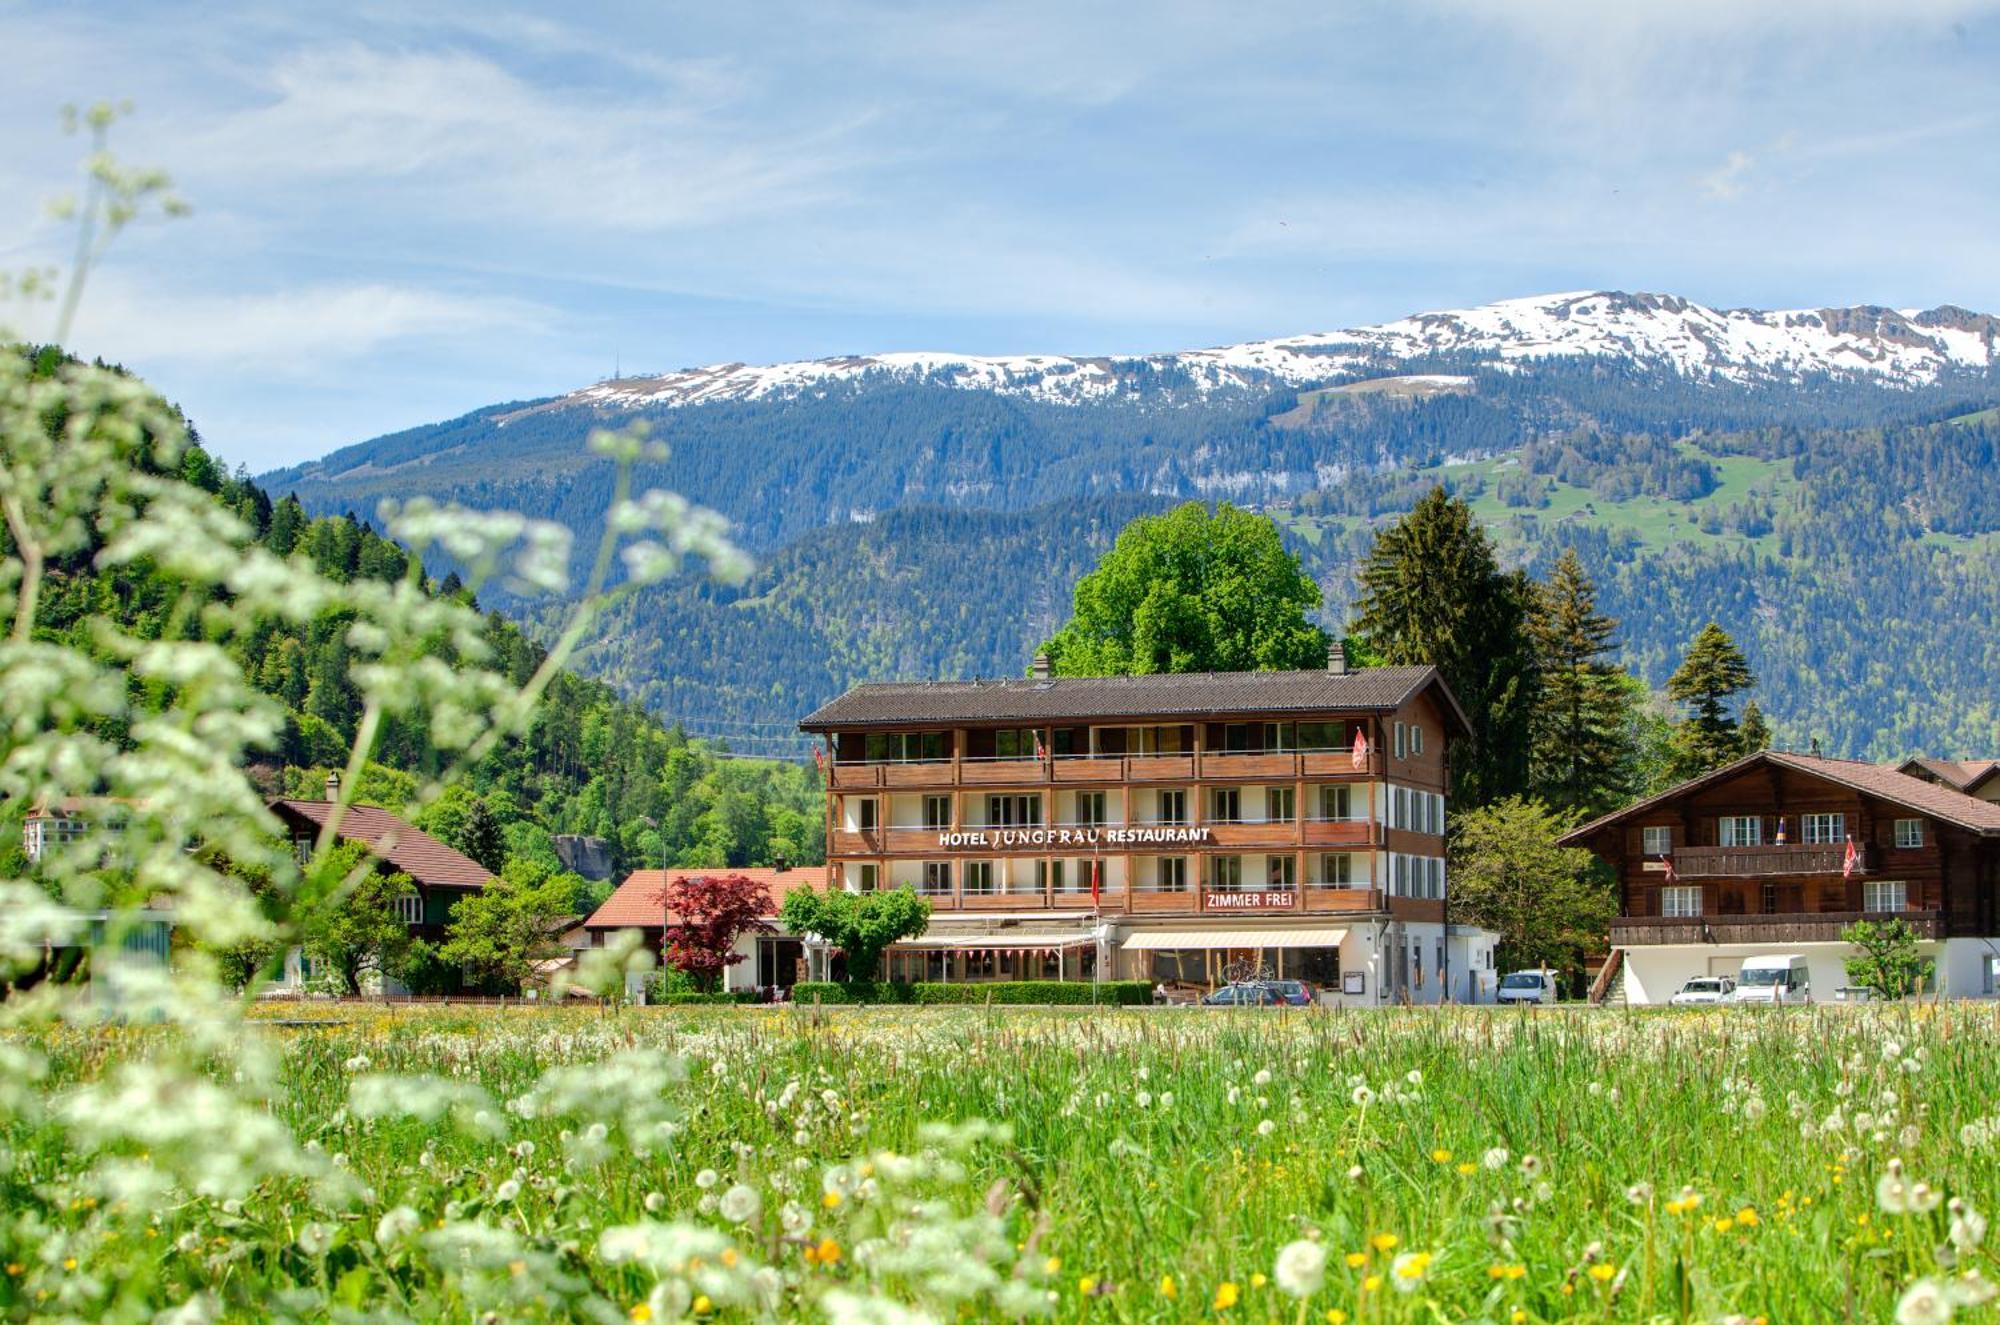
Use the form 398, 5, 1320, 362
1561, 750, 2000, 845
584, 867, 829, 930
269, 800, 495, 890
1895, 756, 2000, 793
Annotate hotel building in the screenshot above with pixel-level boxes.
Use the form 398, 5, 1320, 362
799, 648, 1481, 1004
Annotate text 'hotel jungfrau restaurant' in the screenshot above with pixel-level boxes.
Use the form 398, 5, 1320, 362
799, 645, 1485, 1004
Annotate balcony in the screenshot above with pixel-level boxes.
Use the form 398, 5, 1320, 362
828, 749, 1389, 787
1669, 843, 1866, 878
1611, 910, 1943, 947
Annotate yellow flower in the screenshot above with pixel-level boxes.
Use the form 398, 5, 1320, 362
1713, 1216, 1735, 1234
508, 1261, 527, 1276
1078, 1276, 1097, 1296
1326, 1312, 1348, 1324
1457, 1162, 1478, 1175
1588, 1263, 1616, 1282
1736, 1206, 1759, 1227
1251, 1272, 1267, 1289
1431, 1148, 1453, 1163
62, 1259, 76, 1272
692, 1296, 713, 1317
1510, 1311, 1527, 1325
815, 1237, 842, 1265
1344, 1252, 1367, 1269
720, 1248, 738, 1268
822, 1191, 843, 1210
1214, 1281, 1239, 1310
1045, 1257, 1062, 1276
1370, 1233, 1399, 1252
630, 1307, 653, 1323
1394, 1252, 1433, 1280
1159, 1274, 1178, 1300
1363, 1275, 1382, 1293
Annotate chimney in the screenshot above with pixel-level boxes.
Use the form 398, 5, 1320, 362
324, 770, 342, 802
1326, 641, 1348, 675
1031, 651, 1052, 679
773, 854, 790, 874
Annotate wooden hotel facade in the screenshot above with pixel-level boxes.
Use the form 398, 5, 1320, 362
799, 648, 1483, 1003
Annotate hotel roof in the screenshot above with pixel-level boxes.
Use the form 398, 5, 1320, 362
584, 867, 828, 930
799, 665, 1468, 735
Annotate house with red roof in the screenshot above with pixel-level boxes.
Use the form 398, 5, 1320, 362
583, 865, 828, 996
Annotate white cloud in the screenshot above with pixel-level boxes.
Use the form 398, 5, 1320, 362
64, 275, 548, 374
1700, 150, 1756, 200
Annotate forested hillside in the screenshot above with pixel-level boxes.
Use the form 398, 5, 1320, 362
17, 348, 823, 882
264, 326, 2000, 763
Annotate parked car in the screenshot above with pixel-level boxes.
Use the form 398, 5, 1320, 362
1732, 954, 1811, 1005
1496, 969, 1558, 1005
1832, 985, 1878, 1003
1201, 981, 1281, 1006
1669, 975, 1735, 1006
1260, 979, 1316, 1006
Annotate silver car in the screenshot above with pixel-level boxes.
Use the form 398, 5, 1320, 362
1669, 975, 1735, 1006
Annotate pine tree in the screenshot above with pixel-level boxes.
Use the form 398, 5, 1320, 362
266, 495, 307, 557
1665, 622, 1757, 779
459, 796, 509, 874
1352, 486, 1535, 806
1739, 700, 1772, 755
1526, 548, 1634, 817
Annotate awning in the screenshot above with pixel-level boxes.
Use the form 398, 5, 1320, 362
1122, 927, 1349, 951
891, 931, 1099, 949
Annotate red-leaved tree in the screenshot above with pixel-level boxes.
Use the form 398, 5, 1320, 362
660, 874, 775, 991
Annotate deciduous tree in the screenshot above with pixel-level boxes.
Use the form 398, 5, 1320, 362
778, 885, 931, 984
661, 872, 776, 991
1447, 796, 1614, 975
297, 842, 416, 995
1039, 502, 1328, 676
1841, 918, 1934, 998
438, 864, 576, 992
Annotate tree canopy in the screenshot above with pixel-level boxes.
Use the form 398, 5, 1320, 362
1525, 548, 1635, 818
1038, 502, 1328, 676
1665, 621, 1758, 779
777, 886, 931, 984
661, 873, 775, 990
1447, 796, 1615, 975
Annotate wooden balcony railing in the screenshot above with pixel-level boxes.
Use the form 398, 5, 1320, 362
828, 751, 1389, 788
871, 884, 1385, 917
1669, 843, 1867, 878
1611, 909, 1942, 947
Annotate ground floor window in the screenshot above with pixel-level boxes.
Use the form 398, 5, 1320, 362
1150, 949, 1205, 984
1292, 946, 1340, 985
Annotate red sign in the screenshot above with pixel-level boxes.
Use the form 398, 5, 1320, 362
1205, 890, 1295, 911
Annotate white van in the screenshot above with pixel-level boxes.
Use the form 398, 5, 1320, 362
1732, 954, 1811, 1005
1497, 969, 1558, 1005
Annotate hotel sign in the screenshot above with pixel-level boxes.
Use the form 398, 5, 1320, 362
934, 826, 1213, 849
1205, 890, 1296, 911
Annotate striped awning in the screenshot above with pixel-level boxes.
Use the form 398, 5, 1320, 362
891, 931, 1099, 949
1122, 927, 1349, 951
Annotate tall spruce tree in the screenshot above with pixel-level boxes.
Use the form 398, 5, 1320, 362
1525, 549, 1634, 817
459, 796, 509, 875
1665, 621, 1757, 779
1352, 486, 1534, 806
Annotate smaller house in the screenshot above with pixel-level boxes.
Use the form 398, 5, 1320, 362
1895, 757, 2000, 805
583, 866, 827, 996
266, 779, 495, 993
22, 797, 130, 864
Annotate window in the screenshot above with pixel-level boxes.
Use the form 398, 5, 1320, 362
857, 798, 879, 832
1158, 790, 1187, 825
1292, 946, 1339, 985
1320, 853, 1353, 886
1320, 784, 1353, 822
1266, 787, 1295, 823
1863, 880, 1907, 914
1719, 816, 1762, 847
1661, 886, 1702, 918
1429, 857, 1445, 899
1210, 856, 1244, 891
984, 794, 1041, 826
1265, 855, 1296, 889
1208, 723, 1254, 753
394, 892, 424, 924
856, 864, 879, 892
1158, 856, 1188, 892
1392, 787, 1409, 829
1394, 722, 1407, 759
1150, 949, 1205, 983
1801, 813, 1846, 845
1895, 818, 1924, 849
922, 795, 952, 830
1075, 791, 1107, 827
1411, 725, 1425, 756
920, 861, 953, 895
993, 728, 1042, 759
863, 730, 950, 763
1297, 721, 1345, 751
1642, 826, 1673, 857
1210, 788, 1241, 822
963, 861, 996, 895
1039, 859, 1069, 892
1761, 882, 1778, 915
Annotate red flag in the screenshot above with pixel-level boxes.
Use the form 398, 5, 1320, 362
1090, 856, 1101, 908
811, 746, 827, 774
1842, 836, 1859, 879
1035, 732, 1048, 762
1350, 728, 1370, 771
1662, 853, 1677, 884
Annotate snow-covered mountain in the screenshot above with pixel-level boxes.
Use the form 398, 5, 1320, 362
564, 290, 2000, 412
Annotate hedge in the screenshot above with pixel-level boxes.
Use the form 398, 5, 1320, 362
650, 991, 759, 1005
793, 980, 1152, 1006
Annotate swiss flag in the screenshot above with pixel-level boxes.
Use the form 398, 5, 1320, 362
1351, 728, 1371, 770
1090, 856, 1101, 909
1663, 854, 1677, 884
1842, 836, 1860, 879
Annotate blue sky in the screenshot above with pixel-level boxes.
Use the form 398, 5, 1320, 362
4, 0, 1999, 470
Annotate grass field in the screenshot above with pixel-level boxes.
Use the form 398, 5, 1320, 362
6, 1004, 1997, 1322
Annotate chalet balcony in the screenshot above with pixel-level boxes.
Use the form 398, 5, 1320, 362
1611, 910, 1943, 947
1668, 843, 1869, 878
828, 750, 1389, 788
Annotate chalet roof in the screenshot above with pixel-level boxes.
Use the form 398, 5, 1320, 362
584, 867, 828, 930
268, 800, 495, 891
1894, 756, 2000, 794
1560, 750, 2000, 846
799, 665, 1470, 737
